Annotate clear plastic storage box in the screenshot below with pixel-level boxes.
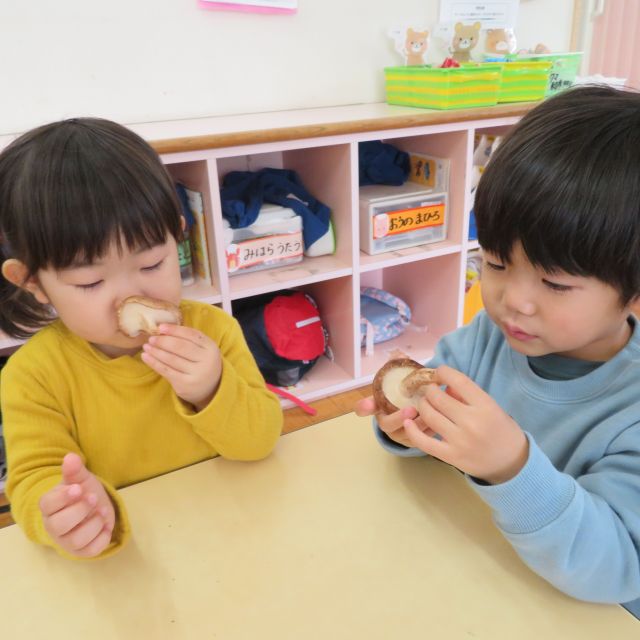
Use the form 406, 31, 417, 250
359, 182, 448, 255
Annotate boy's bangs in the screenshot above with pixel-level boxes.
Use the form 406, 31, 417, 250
475, 113, 640, 287
477, 174, 593, 278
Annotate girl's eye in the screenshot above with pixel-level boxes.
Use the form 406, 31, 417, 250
142, 260, 164, 272
542, 279, 572, 293
485, 261, 505, 271
76, 280, 103, 290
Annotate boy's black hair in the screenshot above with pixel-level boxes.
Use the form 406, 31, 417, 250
0, 118, 183, 337
475, 85, 640, 305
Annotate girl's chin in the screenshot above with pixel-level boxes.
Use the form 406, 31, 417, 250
90, 333, 148, 357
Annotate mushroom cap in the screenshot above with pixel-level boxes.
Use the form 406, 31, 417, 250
372, 358, 423, 415
117, 296, 182, 337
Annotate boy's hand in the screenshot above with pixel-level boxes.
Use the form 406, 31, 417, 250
402, 365, 529, 484
141, 324, 222, 412
355, 396, 437, 448
39, 453, 115, 558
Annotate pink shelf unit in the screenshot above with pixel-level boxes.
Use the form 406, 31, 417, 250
1, 104, 524, 407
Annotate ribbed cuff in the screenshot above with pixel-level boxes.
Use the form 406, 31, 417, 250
468, 433, 576, 534
373, 418, 426, 458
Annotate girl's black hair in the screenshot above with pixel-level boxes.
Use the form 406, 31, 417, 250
475, 85, 640, 305
0, 117, 183, 337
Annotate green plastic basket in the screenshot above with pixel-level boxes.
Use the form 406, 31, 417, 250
497, 60, 553, 102
507, 52, 583, 97
384, 65, 502, 110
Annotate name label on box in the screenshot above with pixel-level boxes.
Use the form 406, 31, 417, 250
373, 203, 446, 239
226, 232, 303, 272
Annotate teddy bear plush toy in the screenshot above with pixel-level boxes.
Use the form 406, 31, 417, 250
404, 28, 429, 65
450, 21, 481, 63
484, 28, 517, 55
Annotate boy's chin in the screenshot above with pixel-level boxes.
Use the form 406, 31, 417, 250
504, 334, 549, 357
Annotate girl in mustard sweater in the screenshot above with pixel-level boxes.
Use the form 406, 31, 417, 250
0, 118, 283, 559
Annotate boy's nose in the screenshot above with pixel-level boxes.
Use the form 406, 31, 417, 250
503, 285, 536, 316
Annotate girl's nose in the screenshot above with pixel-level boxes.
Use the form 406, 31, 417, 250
115, 288, 142, 312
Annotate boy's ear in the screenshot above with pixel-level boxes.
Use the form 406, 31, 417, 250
1, 259, 50, 304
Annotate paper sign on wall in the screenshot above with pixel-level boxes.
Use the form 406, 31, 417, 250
439, 0, 519, 28
199, 0, 297, 14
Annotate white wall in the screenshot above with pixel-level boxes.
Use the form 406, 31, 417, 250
0, 1, 574, 134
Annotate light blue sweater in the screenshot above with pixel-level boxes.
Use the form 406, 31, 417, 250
376, 311, 640, 617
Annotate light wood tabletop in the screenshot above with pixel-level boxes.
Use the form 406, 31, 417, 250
1, 412, 638, 639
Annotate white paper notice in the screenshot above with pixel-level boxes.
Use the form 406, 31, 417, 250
439, 1, 519, 28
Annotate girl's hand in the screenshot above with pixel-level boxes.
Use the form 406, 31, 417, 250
39, 453, 115, 558
355, 396, 437, 448
402, 365, 529, 484
141, 324, 222, 412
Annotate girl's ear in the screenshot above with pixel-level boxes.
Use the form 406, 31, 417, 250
1, 259, 50, 304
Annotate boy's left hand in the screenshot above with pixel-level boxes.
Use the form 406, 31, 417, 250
403, 365, 529, 484
141, 324, 222, 412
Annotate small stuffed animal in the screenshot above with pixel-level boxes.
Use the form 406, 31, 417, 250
450, 21, 481, 63
484, 28, 517, 55
404, 28, 429, 66
517, 43, 552, 55
534, 43, 551, 54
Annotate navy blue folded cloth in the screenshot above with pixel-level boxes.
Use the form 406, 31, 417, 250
220, 168, 331, 251
359, 141, 410, 186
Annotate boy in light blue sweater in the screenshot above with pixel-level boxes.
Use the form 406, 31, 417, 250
357, 86, 640, 618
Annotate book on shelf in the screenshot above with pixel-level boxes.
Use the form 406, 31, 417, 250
176, 184, 212, 285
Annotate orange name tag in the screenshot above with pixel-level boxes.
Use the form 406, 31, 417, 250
372, 203, 445, 239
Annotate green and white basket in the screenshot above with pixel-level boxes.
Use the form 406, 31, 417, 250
384, 65, 502, 110
507, 52, 583, 97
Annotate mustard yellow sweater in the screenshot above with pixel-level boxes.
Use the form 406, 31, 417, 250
2, 300, 282, 558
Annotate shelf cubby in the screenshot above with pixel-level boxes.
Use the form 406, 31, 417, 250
214, 142, 354, 295
359, 252, 463, 380
164, 159, 223, 303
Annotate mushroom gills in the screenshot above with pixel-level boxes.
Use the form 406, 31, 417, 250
381, 365, 425, 410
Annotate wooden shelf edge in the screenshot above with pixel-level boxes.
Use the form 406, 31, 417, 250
150, 103, 536, 154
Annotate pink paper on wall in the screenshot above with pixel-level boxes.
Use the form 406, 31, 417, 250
198, 0, 297, 14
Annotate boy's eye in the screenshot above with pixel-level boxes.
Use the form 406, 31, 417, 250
142, 260, 164, 272
485, 261, 505, 271
542, 279, 572, 293
76, 280, 103, 290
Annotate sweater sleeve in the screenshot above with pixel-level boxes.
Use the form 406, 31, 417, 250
172, 312, 282, 460
2, 359, 130, 559
469, 430, 640, 606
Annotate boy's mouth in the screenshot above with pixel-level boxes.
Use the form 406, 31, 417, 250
504, 323, 537, 342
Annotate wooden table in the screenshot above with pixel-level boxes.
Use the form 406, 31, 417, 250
1, 413, 638, 638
